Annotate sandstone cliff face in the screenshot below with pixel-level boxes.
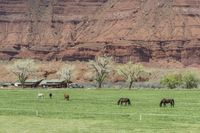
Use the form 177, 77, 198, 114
0, 0, 200, 65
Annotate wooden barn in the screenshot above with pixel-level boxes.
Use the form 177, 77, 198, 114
23, 79, 43, 88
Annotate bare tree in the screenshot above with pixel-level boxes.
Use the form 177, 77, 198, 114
117, 62, 149, 89
57, 64, 74, 87
38, 61, 62, 79
89, 56, 113, 88
9, 59, 36, 88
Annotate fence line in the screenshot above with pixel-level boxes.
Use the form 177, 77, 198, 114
1, 107, 200, 121
0, 107, 199, 117
0, 107, 137, 116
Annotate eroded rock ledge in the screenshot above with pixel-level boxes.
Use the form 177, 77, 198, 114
0, 0, 200, 65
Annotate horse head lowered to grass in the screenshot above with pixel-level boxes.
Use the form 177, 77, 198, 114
117, 98, 131, 106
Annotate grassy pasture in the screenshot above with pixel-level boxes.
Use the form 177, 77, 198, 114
0, 89, 200, 133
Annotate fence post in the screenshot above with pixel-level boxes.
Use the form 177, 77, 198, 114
36, 110, 39, 117
140, 114, 142, 121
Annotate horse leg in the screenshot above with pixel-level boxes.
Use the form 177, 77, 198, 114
117, 100, 120, 105
164, 103, 166, 107
160, 101, 163, 107
172, 102, 174, 107
172, 99, 174, 107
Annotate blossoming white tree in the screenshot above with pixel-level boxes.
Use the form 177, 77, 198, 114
57, 64, 74, 87
117, 62, 149, 89
89, 56, 113, 88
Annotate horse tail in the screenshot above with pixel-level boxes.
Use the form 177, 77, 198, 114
160, 100, 163, 107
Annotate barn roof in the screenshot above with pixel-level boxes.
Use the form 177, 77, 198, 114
23, 79, 43, 86
25, 79, 43, 83
39, 79, 65, 85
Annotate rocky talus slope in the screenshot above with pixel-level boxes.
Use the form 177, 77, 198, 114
0, 0, 200, 65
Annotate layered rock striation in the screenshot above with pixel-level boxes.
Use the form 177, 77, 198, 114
0, 0, 200, 65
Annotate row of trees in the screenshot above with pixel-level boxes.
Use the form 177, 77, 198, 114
9, 56, 150, 89
9, 57, 199, 89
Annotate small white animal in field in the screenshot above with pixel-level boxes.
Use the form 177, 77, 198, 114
38, 93, 44, 99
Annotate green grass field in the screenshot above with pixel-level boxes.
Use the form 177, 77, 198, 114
0, 89, 200, 133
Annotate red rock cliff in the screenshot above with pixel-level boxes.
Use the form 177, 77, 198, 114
0, 0, 200, 65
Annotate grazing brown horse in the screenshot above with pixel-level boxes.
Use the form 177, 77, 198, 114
160, 98, 175, 107
117, 98, 131, 106
64, 93, 70, 101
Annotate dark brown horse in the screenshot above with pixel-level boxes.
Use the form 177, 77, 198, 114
160, 98, 175, 107
117, 98, 131, 106
64, 93, 70, 101
49, 93, 52, 99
